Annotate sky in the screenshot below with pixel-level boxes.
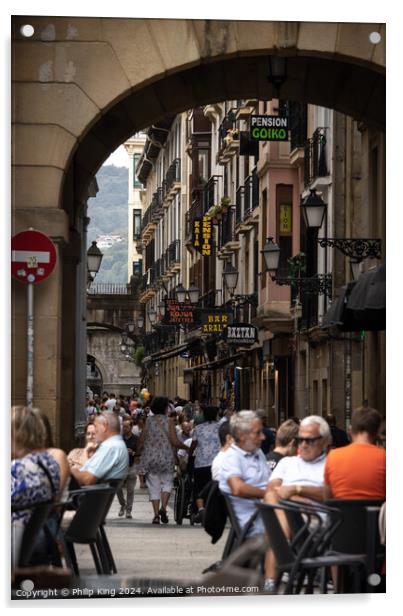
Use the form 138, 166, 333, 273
104, 145, 129, 169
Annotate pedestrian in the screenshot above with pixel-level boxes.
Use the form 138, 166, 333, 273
189, 406, 221, 523
325, 413, 350, 448
117, 417, 139, 519
255, 409, 276, 455
137, 396, 190, 524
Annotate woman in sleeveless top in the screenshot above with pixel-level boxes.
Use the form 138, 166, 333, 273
137, 396, 190, 524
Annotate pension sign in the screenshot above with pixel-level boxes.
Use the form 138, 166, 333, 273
250, 115, 289, 142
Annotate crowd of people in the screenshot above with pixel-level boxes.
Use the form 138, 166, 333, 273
11, 391, 386, 592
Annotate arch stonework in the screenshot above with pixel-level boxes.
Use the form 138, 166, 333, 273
11, 16, 386, 446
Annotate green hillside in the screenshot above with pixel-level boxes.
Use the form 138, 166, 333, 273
87, 165, 129, 283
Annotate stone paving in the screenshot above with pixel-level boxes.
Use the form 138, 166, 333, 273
74, 487, 228, 583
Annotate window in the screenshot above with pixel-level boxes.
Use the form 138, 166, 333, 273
133, 209, 141, 240
133, 154, 142, 188
133, 260, 142, 276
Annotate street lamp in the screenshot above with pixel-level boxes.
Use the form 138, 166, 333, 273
126, 322, 135, 335
301, 189, 327, 230
267, 56, 288, 97
147, 306, 157, 324
175, 283, 187, 304
223, 261, 239, 294
261, 237, 281, 275
175, 283, 201, 305
261, 237, 332, 297
158, 298, 166, 317
87, 241, 104, 277
188, 282, 201, 305
137, 316, 144, 329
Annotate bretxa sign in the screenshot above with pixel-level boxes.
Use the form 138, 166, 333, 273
224, 323, 258, 346
250, 115, 289, 142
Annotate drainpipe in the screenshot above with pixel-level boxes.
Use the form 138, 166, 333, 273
345, 333, 352, 431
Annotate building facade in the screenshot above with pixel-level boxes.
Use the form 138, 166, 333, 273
135, 100, 385, 428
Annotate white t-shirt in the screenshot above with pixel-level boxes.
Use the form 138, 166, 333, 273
211, 449, 230, 481
104, 398, 117, 411
270, 453, 327, 487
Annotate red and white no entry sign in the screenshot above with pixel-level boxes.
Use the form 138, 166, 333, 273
11, 229, 57, 284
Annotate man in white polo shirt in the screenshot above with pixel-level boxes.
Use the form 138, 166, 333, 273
263, 415, 330, 590
267, 415, 330, 502
219, 410, 271, 538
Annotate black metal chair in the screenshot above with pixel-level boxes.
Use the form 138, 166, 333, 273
256, 501, 367, 594
62, 486, 116, 575
221, 493, 264, 562
324, 498, 385, 592
12, 501, 56, 568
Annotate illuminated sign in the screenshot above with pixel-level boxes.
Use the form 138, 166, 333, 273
225, 323, 258, 346
250, 115, 289, 141
166, 299, 195, 324
193, 216, 212, 256
200, 310, 232, 334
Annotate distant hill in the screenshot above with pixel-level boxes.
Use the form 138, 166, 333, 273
87, 165, 128, 283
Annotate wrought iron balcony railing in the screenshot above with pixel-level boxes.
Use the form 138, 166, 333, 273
304, 128, 329, 187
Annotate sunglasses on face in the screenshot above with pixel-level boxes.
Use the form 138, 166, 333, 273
295, 436, 323, 446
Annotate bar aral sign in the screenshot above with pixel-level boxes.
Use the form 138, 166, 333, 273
250, 115, 289, 141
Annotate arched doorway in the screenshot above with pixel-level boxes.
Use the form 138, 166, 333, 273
11, 17, 385, 446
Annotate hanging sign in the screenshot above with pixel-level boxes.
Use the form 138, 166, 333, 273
11, 229, 57, 284
250, 115, 289, 141
166, 299, 195, 324
193, 216, 212, 256
200, 310, 232, 334
224, 323, 258, 346
279, 204, 292, 234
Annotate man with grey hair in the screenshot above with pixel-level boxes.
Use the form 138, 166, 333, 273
219, 410, 271, 538
267, 415, 330, 503
70, 411, 129, 486
263, 415, 330, 591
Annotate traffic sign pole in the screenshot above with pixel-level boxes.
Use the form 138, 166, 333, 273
27, 282, 34, 407
11, 229, 58, 408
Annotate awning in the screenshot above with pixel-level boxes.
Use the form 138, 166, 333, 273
322, 264, 385, 332
186, 352, 247, 372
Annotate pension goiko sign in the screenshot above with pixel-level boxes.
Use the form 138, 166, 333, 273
250, 115, 289, 142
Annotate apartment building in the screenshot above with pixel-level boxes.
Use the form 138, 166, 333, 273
134, 100, 385, 427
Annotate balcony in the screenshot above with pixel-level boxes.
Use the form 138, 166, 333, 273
162, 158, 181, 206
141, 189, 164, 242
138, 267, 157, 303
165, 240, 181, 275
304, 128, 329, 188
217, 207, 240, 258
235, 169, 259, 233
185, 176, 222, 245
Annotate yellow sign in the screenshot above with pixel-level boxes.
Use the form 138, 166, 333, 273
279, 204, 292, 234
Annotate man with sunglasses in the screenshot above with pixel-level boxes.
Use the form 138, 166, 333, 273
262, 415, 330, 591
266, 415, 330, 503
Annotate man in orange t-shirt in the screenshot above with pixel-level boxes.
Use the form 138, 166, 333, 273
324, 406, 385, 500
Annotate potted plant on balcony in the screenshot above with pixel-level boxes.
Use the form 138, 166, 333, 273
220, 196, 231, 214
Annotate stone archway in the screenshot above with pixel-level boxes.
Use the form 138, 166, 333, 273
11, 16, 385, 445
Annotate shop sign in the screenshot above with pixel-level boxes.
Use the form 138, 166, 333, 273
250, 115, 289, 141
279, 204, 292, 234
193, 216, 212, 256
166, 299, 195, 324
225, 323, 258, 345
200, 310, 232, 334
